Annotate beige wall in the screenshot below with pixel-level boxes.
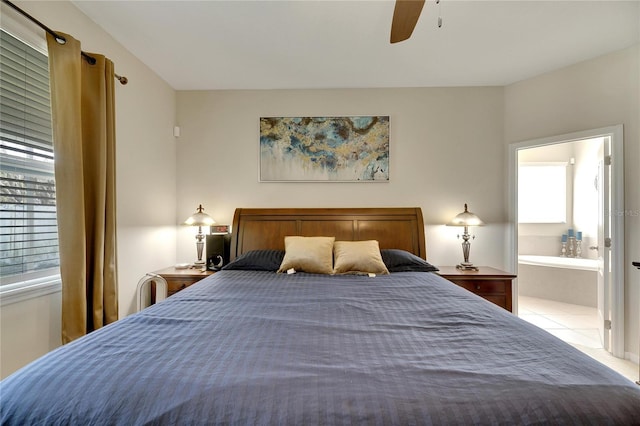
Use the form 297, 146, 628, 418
175, 87, 507, 269
0, 1, 178, 378
505, 44, 640, 361
0, 292, 61, 378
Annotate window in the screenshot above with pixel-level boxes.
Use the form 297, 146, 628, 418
518, 162, 567, 223
0, 29, 59, 288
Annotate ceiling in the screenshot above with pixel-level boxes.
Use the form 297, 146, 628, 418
72, 0, 640, 91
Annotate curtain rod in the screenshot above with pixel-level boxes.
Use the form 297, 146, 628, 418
2, 0, 128, 85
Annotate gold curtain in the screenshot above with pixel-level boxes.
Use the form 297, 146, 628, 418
46, 33, 118, 343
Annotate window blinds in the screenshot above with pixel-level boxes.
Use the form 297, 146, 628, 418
0, 29, 59, 281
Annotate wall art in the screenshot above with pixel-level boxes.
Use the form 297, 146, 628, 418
259, 116, 389, 182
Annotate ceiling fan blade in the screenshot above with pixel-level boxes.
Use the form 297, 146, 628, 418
390, 0, 426, 43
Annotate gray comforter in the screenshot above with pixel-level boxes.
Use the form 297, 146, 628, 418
2, 270, 639, 424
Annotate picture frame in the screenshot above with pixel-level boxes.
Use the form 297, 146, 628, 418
259, 116, 389, 182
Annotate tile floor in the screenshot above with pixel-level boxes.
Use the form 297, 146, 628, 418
518, 296, 639, 383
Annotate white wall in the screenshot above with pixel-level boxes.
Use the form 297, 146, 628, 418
573, 138, 601, 240
518, 143, 575, 242
505, 44, 640, 362
0, 1, 178, 378
517, 140, 600, 258
175, 87, 507, 270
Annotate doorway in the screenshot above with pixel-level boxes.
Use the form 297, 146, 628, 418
508, 125, 625, 358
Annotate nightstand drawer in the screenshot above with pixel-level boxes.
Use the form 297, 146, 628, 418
482, 295, 507, 309
166, 277, 202, 296
436, 266, 516, 312
453, 280, 506, 294
151, 267, 214, 302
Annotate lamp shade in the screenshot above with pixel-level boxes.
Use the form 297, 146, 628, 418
183, 204, 215, 227
447, 203, 484, 227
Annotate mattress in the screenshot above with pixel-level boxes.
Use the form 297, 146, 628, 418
2, 270, 639, 424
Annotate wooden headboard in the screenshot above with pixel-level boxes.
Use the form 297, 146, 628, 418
230, 207, 426, 261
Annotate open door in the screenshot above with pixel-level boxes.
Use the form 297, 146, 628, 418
509, 125, 624, 357
596, 138, 610, 351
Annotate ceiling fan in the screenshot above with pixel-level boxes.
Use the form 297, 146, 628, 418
390, 0, 426, 43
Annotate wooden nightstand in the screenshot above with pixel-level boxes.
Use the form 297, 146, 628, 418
153, 266, 214, 298
437, 266, 516, 312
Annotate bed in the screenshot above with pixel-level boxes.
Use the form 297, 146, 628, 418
2, 207, 639, 425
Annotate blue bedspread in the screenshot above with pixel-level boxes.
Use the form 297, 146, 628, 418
2, 271, 639, 425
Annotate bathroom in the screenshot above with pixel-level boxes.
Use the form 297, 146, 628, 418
517, 137, 604, 349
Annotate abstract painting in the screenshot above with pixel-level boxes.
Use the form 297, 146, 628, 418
260, 116, 389, 182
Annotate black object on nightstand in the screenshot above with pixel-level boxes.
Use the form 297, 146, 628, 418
206, 234, 231, 270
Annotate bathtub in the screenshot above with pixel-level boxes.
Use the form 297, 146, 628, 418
518, 255, 599, 272
517, 255, 598, 307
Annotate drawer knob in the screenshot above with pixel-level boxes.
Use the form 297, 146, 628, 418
476, 285, 481, 290
180, 283, 187, 290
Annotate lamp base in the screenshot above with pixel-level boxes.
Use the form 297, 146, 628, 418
456, 263, 479, 271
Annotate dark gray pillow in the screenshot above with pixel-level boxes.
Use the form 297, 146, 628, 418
381, 249, 439, 273
221, 250, 285, 271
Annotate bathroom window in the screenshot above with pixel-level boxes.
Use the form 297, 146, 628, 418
518, 163, 567, 223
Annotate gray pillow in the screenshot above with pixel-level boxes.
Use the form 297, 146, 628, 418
222, 250, 284, 271
381, 249, 439, 273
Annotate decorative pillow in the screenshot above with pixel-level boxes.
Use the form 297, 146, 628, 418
333, 240, 389, 275
381, 249, 439, 272
277, 236, 335, 274
222, 250, 285, 271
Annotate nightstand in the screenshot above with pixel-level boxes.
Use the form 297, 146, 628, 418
153, 266, 214, 298
437, 266, 516, 312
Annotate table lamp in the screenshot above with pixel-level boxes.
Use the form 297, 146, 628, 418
447, 203, 484, 271
183, 204, 215, 265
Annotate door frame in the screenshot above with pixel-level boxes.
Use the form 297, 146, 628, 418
507, 125, 624, 358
